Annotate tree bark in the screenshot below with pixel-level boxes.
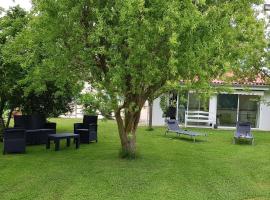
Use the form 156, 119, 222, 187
0, 117, 5, 128
0, 100, 5, 119
115, 98, 146, 158
0, 115, 5, 141
0, 100, 6, 139
0, 117, 4, 141
148, 100, 153, 130
6, 108, 13, 128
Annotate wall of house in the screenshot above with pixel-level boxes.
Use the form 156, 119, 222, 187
60, 104, 84, 118
141, 89, 270, 130
209, 95, 217, 125
139, 101, 149, 125
259, 92, 270, 131
152, 97, 166, 126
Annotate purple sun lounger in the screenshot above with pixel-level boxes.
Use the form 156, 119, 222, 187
165, 119, 207, 142
233, 122, 254, 145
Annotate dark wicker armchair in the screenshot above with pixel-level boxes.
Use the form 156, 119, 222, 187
3, 129, 26, 155
74, 115, 98, 143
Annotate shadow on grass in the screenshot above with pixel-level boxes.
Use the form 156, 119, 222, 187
163, 134, 206, 143
233, 140, 254, 146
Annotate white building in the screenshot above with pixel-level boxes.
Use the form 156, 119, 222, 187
140, 81, 270, 131
63, 80, 270, 131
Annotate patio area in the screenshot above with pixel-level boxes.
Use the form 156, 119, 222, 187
0, 118, 270, 200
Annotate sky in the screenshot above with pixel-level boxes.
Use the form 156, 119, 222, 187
0, 0, 32, 11
0, 0, 269, 11
1, 0, 270, 13
0, 0, 270, 22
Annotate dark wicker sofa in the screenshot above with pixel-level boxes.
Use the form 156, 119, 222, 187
14, 114, 56, 145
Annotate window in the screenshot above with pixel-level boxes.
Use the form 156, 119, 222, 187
217, 94, 238, 127
188, 93, 209, 112
238, 95, 259, 128
186, 93, 210, 126
217, 94, 259, 128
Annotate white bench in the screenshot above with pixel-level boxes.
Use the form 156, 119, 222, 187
185, 111, 214, 128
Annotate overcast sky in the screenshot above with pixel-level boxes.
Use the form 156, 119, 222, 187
0, 0, 32, 11
1, 0, 270, 12
1, 0, 270, 10
1, 0, 270, 19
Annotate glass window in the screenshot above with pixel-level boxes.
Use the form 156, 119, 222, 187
187, 93, 210, 126
217, 94, 238, 127
177, 92, 188, 123
238, 95, 259, 128
217, 94, 259, 128
189, 93, 200, 111
188, 93, 209, 112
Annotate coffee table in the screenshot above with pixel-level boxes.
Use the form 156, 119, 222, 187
46, 133, 80, 151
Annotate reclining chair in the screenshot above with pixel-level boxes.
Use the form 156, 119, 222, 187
165, 119, 207, 142
233, 122, 254, 145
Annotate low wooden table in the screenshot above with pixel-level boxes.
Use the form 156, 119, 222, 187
46, 133, 80, 151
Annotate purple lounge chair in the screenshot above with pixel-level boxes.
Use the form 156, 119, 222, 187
233, 122, 254, 145
165, 119, 207, 142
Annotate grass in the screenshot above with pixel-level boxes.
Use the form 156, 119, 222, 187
0, 118, 270, 200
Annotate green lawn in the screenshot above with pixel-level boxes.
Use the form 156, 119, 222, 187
0, 118, 270, 200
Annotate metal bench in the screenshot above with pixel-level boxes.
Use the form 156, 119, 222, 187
185, 111, 214, 128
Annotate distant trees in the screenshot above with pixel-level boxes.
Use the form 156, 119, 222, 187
0, 6, 28, 131
0, 6, 83, 135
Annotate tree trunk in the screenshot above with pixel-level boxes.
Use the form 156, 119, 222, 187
6, 108, 13, 128
115, 100, 145, 158
148, 100, 153, 130
0, 101, 6, 140
0, 117, 5, 141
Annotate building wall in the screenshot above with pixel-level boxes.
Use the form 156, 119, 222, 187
259, 91, 270, 131
60, 104, 84, 118
144, 90, 270, 130
139, 102, 149, 125
152, 97, 166, 126
209, 95, 217, 125
149, 95, 218, 127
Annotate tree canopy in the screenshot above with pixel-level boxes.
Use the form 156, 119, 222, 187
0, 6, 83, 132
8, 0, 267, 157
0, 6, 28, 133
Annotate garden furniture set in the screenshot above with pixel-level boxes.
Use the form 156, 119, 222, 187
3, 115, 97, 154
2, 114, 255, 154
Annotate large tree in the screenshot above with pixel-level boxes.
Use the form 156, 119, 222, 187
0, 6, 28, 132
1, 6, 83, 131
11, 0, 266, 157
